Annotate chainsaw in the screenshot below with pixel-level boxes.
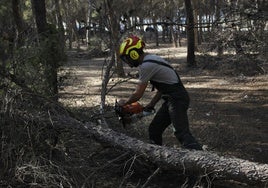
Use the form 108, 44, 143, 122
114, 101, 155, 127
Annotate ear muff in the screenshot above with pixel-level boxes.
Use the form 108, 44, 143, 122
129, 49, 139, 60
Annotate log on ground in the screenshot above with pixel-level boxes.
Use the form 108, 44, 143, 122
58, 115, 268, 186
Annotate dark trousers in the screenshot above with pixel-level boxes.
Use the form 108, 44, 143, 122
148, 95, 202, 150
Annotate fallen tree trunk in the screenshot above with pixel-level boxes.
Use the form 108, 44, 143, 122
58, 115, 268, 187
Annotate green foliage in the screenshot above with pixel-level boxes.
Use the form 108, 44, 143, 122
0, 0, 12, 28
43, 23, 67, 67
0, 2, 9, 15
0, 1, 66, 187
1, 24, 66, 98
0, 0, 11, 16
23, 0, 34, 22
13, 45, 49, 93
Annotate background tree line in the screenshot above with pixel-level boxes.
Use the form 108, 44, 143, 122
0, 0, 266, 100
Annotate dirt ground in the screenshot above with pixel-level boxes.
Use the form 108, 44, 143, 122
59, 44, 268, 187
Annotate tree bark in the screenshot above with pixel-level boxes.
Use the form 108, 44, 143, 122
54, 0, 65, 54
105, 0, 124, 77
56, 114, 268, 187
31, 0, 59, 100
86, 0, 92, 46
12, 0, 25, 47
31, 0, 47, 35
61, 0, 73, 49
184, 0, 196, 67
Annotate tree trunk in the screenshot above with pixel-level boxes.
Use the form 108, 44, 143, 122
86, 0, 92, 46
61, 0, 72, 49
171, 26, 178, 48
31, 0, 47, 35
100, 57, 114, 123
192, 0, 199, 50
12, 0, 25, 46
105, 0, 124, 77
31, 0, 59, 100
56, 114, 268, 187
215, 0, 223, 56
54, 0, 65, 54
153, 18, 159, 47
184, 0, 196, 67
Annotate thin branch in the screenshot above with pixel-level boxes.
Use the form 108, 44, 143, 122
82, 151, 131, 187
100, 58, 114, 127
141, 167, 161, 188
119, 154, 138, 188
105, 77, 132, 95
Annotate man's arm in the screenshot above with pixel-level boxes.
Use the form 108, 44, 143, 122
123, 82, 148, 105
145, 90, 162, 108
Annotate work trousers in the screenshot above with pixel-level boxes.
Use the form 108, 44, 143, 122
148, 94, 202, 150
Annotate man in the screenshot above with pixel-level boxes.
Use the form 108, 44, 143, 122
118, 35, 202, 150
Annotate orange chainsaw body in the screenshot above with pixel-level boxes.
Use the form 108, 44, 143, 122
122, 102, 143, 114
115, 101, 155, 127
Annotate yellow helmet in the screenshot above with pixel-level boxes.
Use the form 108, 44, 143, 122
119, 36, 145, 65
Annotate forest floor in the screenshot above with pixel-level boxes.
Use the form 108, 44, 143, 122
58, 43, 268, 188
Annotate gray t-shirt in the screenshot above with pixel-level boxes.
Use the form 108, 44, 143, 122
138, 54, 179, 84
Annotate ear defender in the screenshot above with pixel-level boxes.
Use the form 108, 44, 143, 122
129, 49, 140, 60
